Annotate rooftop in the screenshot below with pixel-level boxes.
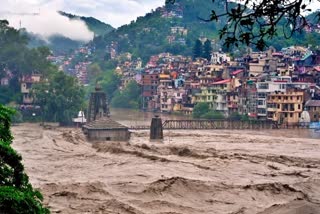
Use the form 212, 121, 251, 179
83, 117, 128, 130
306, 100, 320, 107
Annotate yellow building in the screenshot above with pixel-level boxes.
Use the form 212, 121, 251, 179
193, 86, 215, 108
267, 89, 304, 125
193, 79, 232, 109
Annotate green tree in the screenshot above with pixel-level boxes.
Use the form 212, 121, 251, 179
229, 112, 242, 120
87, 63, 103, 83
0, 104, 49, 213
201, 111, 224, 120
32, 71, 85, 125
111, 81, 141, 109
167, 0, 317, 50
193, 39, 203, 59
100, 70, 121, 100
202, 39, 212, 61
192, 102, 210, 118
0, 20, 54, 103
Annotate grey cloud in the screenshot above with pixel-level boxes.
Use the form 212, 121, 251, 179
0, 0, 165, 41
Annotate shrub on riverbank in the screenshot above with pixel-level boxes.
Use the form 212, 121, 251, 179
0, 104, 49, 213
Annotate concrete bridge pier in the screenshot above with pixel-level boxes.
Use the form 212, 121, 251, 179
150, 115, 163, 140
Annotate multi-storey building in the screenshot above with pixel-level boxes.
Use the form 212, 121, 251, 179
141, 72, 159, 110
267, 89, 304, 125
256, 77, 290, 119
227, 91, 239, 114
158, 86, 185, 113
21, 74, 41, 105
238, 80, 258, 118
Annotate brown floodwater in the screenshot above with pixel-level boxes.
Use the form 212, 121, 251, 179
110, 108, 191, 127
10, 109, 320, 214
110, 108, 320, 139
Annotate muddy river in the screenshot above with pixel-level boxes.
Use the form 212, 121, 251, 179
11, 109, 320, 214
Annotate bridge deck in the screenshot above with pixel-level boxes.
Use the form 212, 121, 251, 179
130, 120, 274, 130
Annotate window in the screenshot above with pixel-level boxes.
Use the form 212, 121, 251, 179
290, 113, 293, 118
258, 83, 269, 89
280, 84, 286, 89
257, 100, 264, 105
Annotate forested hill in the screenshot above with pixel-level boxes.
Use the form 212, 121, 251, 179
25, 12, 114, 55
59, 11, 114, 36
24, 31, 83, 55
91, 0, 320, 63
91, 0, 228, 62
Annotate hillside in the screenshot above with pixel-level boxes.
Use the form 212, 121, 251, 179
25, 12, 114, 55
22, 31, 83, 55
91, 0, 320, 63
91, 0, 227, 62
59, 11, 114, 36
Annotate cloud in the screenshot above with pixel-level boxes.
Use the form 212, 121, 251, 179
61, 0, 165, 27
0, 0, 94, 41
0, 0, 166, 41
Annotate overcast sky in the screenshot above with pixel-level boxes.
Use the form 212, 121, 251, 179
0, 0, 165, 41
0, 0, 319, 42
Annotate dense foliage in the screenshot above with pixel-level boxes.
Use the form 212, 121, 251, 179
202, 39, 212, 60
167, 0, 320, 50
24, 12, 114, 55
193, 39, 203, 59
91, 0, 226, 63
0, 20, 85, 125
59, 11, 114, 36
32, 71, 85, 125
111, 81, 141, 109
192, 102, 225, 119
193, 39, 212, 60
0, 20, 54, 104
89, 0, 320, 65
0, 105, 49, 213
192, 102, 210, 118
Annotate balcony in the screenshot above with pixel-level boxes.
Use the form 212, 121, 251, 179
267, 107, 277, 112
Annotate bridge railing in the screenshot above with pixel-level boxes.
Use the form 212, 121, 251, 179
130, 119, 275, 130
162, 119, 273, 130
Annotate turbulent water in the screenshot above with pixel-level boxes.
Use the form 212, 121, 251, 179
11, 109, 320, 214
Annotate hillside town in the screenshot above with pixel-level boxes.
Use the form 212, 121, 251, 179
2, 41, 320, 127
115, 45, 320, 126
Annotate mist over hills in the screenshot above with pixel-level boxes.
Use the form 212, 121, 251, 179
17, 0, 320, 57
23, 11, 114, 54
58, 11, 114, 36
